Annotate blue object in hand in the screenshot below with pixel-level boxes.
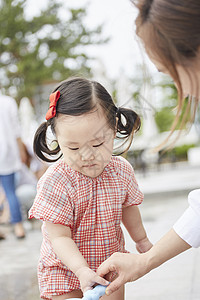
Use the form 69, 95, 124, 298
83, 285, 107, 300
68, 285, 107, 300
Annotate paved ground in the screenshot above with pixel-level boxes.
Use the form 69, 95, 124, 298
125, 196, 200, 300
125, 162, 200, 300
0, 162, 199, 300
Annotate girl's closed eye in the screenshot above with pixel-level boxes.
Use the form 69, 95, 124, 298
93, 141, 104, 148
67, 141, 104, 150
68, 147, 79, 151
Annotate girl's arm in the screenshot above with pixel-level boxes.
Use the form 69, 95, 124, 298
122, 205, 152, 253
45, 221, 109, 293
97, 229, 191, 296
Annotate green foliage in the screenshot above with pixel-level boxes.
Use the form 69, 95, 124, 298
155, 98, 191, 132
155, 77, 191, 132
0, 0, 106, 102
174, 144, 195, 159
155, 107, 175, 132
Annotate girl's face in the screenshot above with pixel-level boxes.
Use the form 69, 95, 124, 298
56, 107, 115, 178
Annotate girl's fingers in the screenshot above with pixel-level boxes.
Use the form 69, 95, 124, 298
81, 272, 109, 294
83, 286, 93, 294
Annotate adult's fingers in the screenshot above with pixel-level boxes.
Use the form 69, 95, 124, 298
98, 252, 143, 295
97, 253, 125, 295
105, 275, 126, 295
97, 254, 120, 278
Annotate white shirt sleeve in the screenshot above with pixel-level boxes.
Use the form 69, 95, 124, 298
0, 95, 22, 174
173, 189, 200, 248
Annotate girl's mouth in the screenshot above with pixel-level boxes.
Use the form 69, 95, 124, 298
83, 164, 96, 168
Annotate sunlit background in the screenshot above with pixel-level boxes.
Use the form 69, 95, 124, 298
1, 0, 199, 168
0, 1, 200, 299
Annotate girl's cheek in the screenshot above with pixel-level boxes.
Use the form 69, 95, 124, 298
68, 152, 82, 167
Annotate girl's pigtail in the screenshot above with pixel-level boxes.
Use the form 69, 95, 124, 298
33, 122, 62, 163
116, 107, 141, 152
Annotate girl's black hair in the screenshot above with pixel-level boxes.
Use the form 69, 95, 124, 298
34, 77, 141, 162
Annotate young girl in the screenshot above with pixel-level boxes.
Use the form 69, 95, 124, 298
29, 77, 152, 300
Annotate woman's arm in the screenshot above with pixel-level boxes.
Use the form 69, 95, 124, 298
45, 221, 109, 293
122, 205, 152, 252
97, 228, 191, 295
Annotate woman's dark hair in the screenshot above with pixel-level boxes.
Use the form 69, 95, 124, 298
131, 0, 200, 146
34, 77, 141, 162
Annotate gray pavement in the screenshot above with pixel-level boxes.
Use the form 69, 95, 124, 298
125, 162, 200, 300
0, 162, 200, 300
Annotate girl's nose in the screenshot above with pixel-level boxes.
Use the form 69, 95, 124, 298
80, 145, 95, 161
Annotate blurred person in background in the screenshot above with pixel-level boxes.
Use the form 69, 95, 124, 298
0, 144, 48, 231
0, 93, 28, 239
15, 142, 48, 219
97, 0, 200, 295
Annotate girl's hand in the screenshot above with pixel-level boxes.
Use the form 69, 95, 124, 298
75, 266, 109, 294
136, 237, 153, 253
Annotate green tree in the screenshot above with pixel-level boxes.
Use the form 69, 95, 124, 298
0, 0, 106, 102
155, 107, 175, 132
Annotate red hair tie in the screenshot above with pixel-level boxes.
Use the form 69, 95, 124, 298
45, 91, 60, 120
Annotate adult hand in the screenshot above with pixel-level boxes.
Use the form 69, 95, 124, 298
97, 252, 150, 295
97, 229, 192, 295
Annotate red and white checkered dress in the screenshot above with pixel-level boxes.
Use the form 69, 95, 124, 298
29, 156, 143, 299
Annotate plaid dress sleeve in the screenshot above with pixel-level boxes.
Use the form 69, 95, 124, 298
115, 156, 144, 207
29, 164, 74, 229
